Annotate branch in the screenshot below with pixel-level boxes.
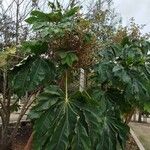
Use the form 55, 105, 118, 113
3, 69, 7, 104
2, 0, 16, 17
0, 100, 6, 112
0, 108, 5, 123
10, 97, 20, 109
0, 95, 7, 115
9, 91, 39, 144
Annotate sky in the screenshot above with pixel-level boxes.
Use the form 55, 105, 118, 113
113, 0, 150, 33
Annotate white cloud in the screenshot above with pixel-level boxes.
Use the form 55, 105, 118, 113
114, 0, 150, 33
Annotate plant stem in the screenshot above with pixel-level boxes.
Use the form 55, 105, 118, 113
24, 132, 34, 150
65, 71, 68, 103
9, 92, 36, 144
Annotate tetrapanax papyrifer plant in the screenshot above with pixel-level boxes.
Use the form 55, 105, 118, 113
10, 1, 150, 150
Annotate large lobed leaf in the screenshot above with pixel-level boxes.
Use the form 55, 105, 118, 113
95, 38, 150, 105
29, 86, 95, 150
21, 41, 48, 55
96, 112, 129, 150
12, 57, 55, 97
29, 85, 129, 150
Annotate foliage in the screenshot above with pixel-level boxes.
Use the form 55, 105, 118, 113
93, 34, 150, 116
0, 47, 17, 68
14, 2, 131, 150
28, 85, 129, 150
29, 86, 96, 150
87, 0, 122, 48
1, 1, 149, 150
24, 1, 96, 68
12, 56, 55, 97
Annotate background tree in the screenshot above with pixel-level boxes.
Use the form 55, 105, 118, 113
0, 1, 39, 149
87, 0, 121, 41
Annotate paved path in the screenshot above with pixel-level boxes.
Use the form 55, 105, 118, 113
0, 113, 27, 124
130, 122, 150, 150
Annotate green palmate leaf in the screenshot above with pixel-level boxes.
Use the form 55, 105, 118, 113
12, 57, 55, 97
106, 88, 132, 114
28, 85, 61, 119
94, 61, 113, 83
112, 65, 131, 83
31, 10, 48, 17
26, 10, 50, 23
71, 121, 91, 150
96, 39, 150, 107
11, 56, 35, 96
64, 6, 80, 17
89, 89, 130, 150
96, 111, 129, 150
29, 85, 99, 150
59, 52, 78, 67
21, 41, 48, 55
144, 102, 150, 112
28, 58, 54, 91
112, 65, 123, 72
144, 64, 150, 78
25, 16, 39, 24
26, 9, 63, 25
125, 79, 149, 102
29, 85, 129, 150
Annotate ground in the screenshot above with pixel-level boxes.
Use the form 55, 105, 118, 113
130, 122, 150, 150
11, 122, 32, 150
0, 114, 149, 150
0, 113, 27, 125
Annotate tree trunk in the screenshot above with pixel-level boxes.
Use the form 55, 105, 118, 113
138, 111, 142, 122
0, 71, 11, 150
124, 109, 135, 124
133, 112, 136, 122
0, 115, 11, 150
